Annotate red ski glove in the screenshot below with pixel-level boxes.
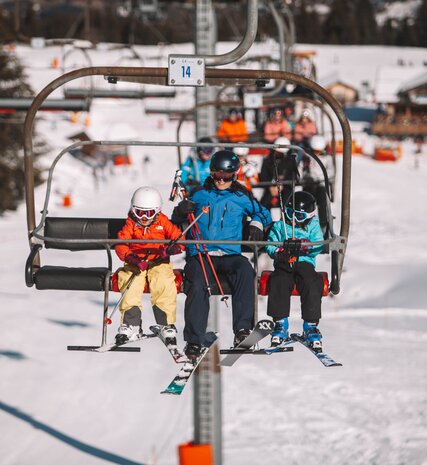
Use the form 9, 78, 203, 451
300, 238, 310, 254
159, 244, 182, 259
125, 254, 148, 271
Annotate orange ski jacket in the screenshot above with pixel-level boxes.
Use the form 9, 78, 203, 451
216, 119, 248, 143
115, 213, 184, 262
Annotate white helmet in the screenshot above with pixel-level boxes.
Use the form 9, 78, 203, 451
274, 137, 291, 154
131, 186, 162, 222
234, 145, 249, 157
310, 135, 327, 152
301, 108, 313, 120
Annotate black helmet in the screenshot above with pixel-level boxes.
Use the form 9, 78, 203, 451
228, 107, 239, 117
196, 136, 214, 156
210, 150, 240, 173
285, 191, 316, 223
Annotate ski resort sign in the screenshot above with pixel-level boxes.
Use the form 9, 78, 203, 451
168, 55, 205, 87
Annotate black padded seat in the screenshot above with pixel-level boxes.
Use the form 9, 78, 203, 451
34, 266, 110, 291
44, 217, 126, 250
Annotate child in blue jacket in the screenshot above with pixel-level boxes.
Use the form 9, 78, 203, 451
173, 150, 272, 358
180, 137, 215, 189
265, 191, 325, 351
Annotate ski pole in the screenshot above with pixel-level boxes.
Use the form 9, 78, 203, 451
272, 149, 300, 265
290, 150, 299, 239
149, 206, 210, 268
189, 214, 230, 307
168, 206, 209, 248
169, 169, 184, 201
272, 150, 288, 241
168, 171, 213, 295
105, 272, 137, 325
169, 171, 225, 302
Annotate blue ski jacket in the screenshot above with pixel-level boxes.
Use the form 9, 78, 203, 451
175, 186, 272, 257
180, 156, 212, 186
265, 217, 324, 267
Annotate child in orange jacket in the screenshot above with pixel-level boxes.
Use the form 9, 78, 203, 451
115, 186, 184, 345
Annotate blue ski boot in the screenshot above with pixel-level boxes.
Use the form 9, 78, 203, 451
303, 321, 322, 352
270, 317, 289, 346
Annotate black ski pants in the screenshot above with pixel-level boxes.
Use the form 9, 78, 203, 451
183, 254, 255, 345
267, 261, 323, 322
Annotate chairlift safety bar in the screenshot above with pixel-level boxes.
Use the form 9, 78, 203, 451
23, 66, 352, 291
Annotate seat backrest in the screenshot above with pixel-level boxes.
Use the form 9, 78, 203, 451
44, 217, 126, 250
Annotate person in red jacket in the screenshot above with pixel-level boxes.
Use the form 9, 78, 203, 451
263, 107, 292, 143
293, 108, 317, 148
115, 186, 184, 345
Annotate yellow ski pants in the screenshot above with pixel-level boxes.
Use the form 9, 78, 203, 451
118, 263, 178, 325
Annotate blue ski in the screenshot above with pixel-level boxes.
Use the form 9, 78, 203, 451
264, 337, 295, 355
291, 333, 342, 367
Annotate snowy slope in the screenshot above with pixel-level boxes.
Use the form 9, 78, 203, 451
1, 43, 427, 465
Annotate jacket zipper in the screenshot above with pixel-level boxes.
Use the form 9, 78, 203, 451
220, 204, 227, 229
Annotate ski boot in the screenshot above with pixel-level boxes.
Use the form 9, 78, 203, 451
303, 321, 322, 352
160, 324, 177, 347
270, 317, 289, 346
233, 329, 251, 347
184, 342, 203, 361
115, 324, 143, 345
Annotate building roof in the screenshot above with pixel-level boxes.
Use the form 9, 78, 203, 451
399, 71, 427, 94
318, 72, 357, 91
374, 66, 425, 103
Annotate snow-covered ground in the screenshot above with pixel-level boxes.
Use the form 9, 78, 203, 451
1, 42, 427, 465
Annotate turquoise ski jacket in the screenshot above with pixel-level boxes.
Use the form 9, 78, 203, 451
265, 217, 324, 267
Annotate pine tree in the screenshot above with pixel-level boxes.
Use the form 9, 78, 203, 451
322, 0, 359, 45
294, 0, 322, 44
395, 18, 418, 47
0, 49, 43, 213
415, 0, 427, 47
355, 0, 379, 44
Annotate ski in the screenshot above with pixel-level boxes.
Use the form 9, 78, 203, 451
161, 332, 217, 396
290, 333, 342, 367
220, 319, 275, 367
89, 332, 157, 353
221, 346, 293, 355
149, 325, 187, 363
264, 337, 296, 355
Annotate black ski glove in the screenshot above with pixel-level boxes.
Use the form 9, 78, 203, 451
177, 199, 197, 215
248, 225, 264, 242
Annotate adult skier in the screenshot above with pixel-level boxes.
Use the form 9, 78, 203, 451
172, 150, 272, 359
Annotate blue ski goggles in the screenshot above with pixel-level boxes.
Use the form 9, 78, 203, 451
285, 206, 316, 223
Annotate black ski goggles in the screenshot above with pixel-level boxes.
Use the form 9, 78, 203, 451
211, 171, 235, 182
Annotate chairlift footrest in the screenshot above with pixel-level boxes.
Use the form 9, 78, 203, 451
67, 345, 141, 352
